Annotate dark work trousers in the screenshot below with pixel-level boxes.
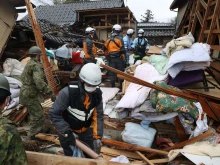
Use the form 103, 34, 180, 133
134, 54, 146, 64
109, 56, 124, 88
58, 127, 94, 157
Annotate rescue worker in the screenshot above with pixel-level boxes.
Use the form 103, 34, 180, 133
132, 29, 150, 64
20, 46, 56, 140
48, 63, 103, 156
123, 29, 135, 67
104, 24, 125, 88
0, 75, 28, 164
83, 27, 97, 64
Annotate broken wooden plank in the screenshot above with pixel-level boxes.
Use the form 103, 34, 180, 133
13, 107, 28, 124
35, 133, 103, 160
173, 116, 188, 142
102, 138, 168, 156
35, 133, 60, 145
101, 147, 142, 160
147, 129, 214, 159
136, 151, 154, 165
26, 151, 146, 165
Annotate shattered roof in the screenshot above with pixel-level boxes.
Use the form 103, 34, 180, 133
138, 23, 175, 37
22, 0, 124, 25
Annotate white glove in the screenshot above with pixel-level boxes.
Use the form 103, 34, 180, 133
93, 139, 102, 154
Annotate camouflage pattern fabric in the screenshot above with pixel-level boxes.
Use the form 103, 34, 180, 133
0, 116, 27, 165
20, 58, 52, 138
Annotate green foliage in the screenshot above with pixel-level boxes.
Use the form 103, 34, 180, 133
140, 9, 154, 23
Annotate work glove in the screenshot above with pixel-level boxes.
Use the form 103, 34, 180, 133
93, 139, 102, 154
64, 130, 76, 146
50, 93, 56, 102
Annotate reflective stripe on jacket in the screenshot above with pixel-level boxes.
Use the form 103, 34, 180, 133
48, 81, 103, 139
83, 36, 97, 59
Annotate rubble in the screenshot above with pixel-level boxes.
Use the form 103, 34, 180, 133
0, 0, 220, 165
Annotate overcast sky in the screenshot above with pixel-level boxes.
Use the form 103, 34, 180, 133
18, 0, 177, 22
125, 0, 177, 22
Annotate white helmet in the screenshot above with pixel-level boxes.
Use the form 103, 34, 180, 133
127, 29, 134, 35
138, 29, 145, 34
85, 27, 95, 34
79, 63, 102, 86
112, 24, 122, 32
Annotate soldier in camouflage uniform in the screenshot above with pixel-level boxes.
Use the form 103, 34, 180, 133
0, 75, 27, 165
20, 46, 56, 139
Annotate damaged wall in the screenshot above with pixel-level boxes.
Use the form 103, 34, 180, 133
0, 0, 18, 59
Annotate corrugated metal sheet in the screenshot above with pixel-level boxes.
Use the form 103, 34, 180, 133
0, 0, 17, 58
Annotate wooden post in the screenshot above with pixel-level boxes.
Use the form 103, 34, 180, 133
136, 151, 154, 165
105, 15, 107, 26
128, 12, 131, 28
25, 0, 58, 94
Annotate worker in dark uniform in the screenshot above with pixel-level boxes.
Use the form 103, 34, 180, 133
83, 27, 97, 64
104, 24, 125, 88
49, 63, 103, 156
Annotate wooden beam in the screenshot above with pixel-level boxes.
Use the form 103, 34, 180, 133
196, 11, 203, 26
211, 45, 220, 51
198, 0, 211, 42
212, 29, 220, 33
26, 151, 108, 165
84, 13, 127, 17
147, 130, 214, 159
173, 116, 188, 142
105, 15, 107, 26
204, 30, 210, 34
25, 0, 58, 94
102, 138, 169, 156
207, 15, 214, 20
136, 151, 154, 165
128, 12, 131, 28
207, 0, 220, 43
200, 0, 208, 10
101, 147, 142, 160
210, 1, 217, 6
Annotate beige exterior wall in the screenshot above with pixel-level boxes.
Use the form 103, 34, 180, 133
0, 0, 17, 59
176, 1, 188, 29
97, 29, 107, 41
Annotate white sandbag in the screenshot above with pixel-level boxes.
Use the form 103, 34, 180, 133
122, 122, 156, 148
3, 58, 25, 76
